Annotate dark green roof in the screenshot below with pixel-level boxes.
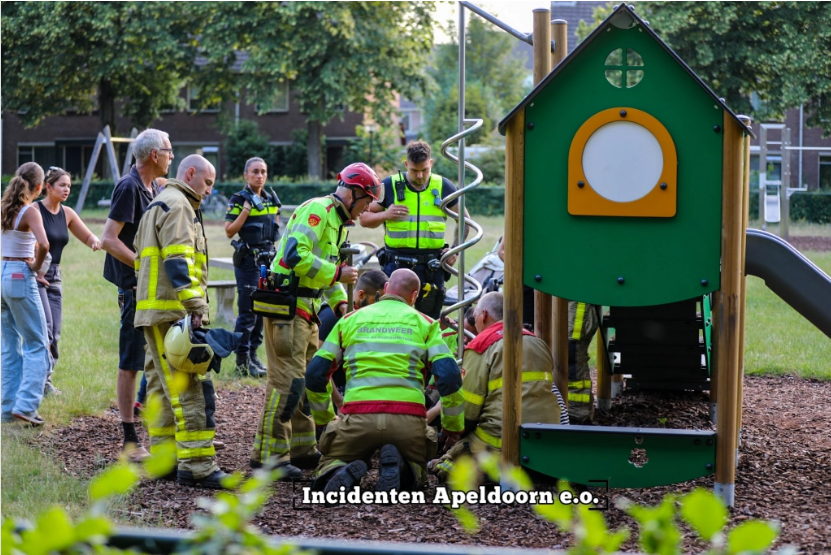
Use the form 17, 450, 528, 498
498, 4, 754, 138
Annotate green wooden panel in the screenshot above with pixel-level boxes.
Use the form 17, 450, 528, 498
524, 22, 723, 306
520, 424, 716, 488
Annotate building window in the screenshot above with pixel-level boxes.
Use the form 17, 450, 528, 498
171, 144, 220, 177
188, 85, 220, 112
255, 82, 290, 113
400, 108, 422, 134
820, 155, 831, 191
605, 48, 644, 89
17, 144, 57, 170
749, 154, 781, 190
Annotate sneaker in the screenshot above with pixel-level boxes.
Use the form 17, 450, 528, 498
123, 444, 151, 463
323, 460, 368, 496
44, 382, 62, 397
376, 444, 403, 492
178, 469, 233, 490
12, 411, 44, 427
291, 451, 321, 470
250, 353, 267, 373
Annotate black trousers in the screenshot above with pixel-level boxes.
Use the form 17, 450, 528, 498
382, 260, 446, 320
233, 255, 264, 358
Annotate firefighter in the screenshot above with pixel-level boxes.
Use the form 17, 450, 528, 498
250, 163, 382, 479
566, 301, 599, 424
360, 140, 471, 320
134, 155, 230, 489
429, 292, 569, 481
306, 269, 465, 494
224, 157, 281, 378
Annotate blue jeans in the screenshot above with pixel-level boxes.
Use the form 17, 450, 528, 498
1, 261, 50, 419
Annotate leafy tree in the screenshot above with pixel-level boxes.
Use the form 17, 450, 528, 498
577, 2, 831, 133
1, 1, 201, 134
197, 2, 437, 178
424, 16, 532, 145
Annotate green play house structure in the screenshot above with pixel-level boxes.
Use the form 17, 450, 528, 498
497, 4, 755, 506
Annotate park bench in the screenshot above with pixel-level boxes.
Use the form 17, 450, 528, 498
207, 280, 236, 326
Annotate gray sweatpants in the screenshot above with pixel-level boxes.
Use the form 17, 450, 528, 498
37, 264, 63, 381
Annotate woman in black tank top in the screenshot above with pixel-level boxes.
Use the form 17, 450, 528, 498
36, 167, 102, 396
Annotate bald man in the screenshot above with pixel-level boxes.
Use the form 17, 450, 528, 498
305, 269, 465, 495
134, 155, 231, 489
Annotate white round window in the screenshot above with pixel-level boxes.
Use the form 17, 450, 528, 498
581, 121, 664, 203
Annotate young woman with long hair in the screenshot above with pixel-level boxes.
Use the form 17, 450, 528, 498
36, 166, 102, 395
1, 162, 52, 426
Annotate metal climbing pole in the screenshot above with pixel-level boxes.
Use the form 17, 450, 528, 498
439, 3, 485, 360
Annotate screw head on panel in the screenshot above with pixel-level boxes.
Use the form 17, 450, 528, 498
535, 274, 542, 282
620, 109, 627, 117
527, 122, 535, 130
577, 180, 585, 188
660, 182, 667, 190
713, 125, 721, 133
701, 279, 708, 286
522, 431, 529, 439
705, 463, 713, 470
617, 277, 625, 284
522, 456, 530, 463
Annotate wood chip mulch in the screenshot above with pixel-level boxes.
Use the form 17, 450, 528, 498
36, 374, 831, 554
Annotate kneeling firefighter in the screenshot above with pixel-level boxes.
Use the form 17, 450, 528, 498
248, 162, 381, 479
224, 157, 281, 378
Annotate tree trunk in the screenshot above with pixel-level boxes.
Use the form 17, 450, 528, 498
99, 77, 117, 135
307, 119, 323, 179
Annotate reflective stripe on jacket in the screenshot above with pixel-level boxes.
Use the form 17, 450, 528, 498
270, 194, 348, 316
134, 179, 208, 328
384, 174, 447, 251
462, 321, 566, 444
305, 295, 464, 432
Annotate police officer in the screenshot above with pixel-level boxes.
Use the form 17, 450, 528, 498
224, 157, 281, 378
360, 140, 470, 320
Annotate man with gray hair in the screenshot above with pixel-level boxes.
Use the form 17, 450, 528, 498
428, 291, 569, 482
102, 128, 173, 462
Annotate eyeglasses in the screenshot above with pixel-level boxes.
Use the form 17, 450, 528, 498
156, 148, 174, 156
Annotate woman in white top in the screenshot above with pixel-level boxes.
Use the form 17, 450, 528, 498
1, 162, 52, 426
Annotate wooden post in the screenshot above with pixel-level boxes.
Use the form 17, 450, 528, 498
551, 19, 568, 68
735, 115, 752, 464
532, 9, 554, 347
503, 109, 525, 467
714, 112, 746, 508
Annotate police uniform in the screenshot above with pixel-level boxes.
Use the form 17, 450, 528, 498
379, 172, 458, 319
224, 187, 281, 371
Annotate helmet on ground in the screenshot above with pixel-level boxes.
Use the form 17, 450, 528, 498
164, 315, 213, 374
337, 162, 384, 203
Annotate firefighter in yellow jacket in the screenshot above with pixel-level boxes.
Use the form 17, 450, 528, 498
250, 163, 383, 478
429, 292, 569, 481
567, 301, 599, 424
133, 155, 228, 489
306, 269, 465, 493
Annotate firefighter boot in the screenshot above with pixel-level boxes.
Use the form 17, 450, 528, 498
323, 460, 368, 496
178, 469, 233, 490
250, 352, 267, 374
235, 355, 265, 378
376, 444, 406, 492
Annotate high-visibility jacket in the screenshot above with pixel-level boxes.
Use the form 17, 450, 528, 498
306, 295, 465, 432
567, 301, 598, 402
461, 321, 565, 449
270, 194, 348, 319
134, 179, 209, 328
384, 173, 447, 251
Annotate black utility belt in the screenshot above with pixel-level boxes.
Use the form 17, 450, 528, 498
270, 274, 322, 299
387, 251, 441, 265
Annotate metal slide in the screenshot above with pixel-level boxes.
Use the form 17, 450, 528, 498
745, 229, 831, 340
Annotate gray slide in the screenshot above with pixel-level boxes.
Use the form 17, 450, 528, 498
745, 229, 831, 340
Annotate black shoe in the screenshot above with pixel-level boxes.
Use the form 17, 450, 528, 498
376, 444, 402, 492
291, 451, 322, 470
323, 460, 368, 495
250, 353, 267, 373
234, 355, 250, 377
249, 459, 263, 470
274, 461, 303, 481
177, 469, 232, 490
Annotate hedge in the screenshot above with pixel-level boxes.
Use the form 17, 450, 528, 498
6, 179, 829, 222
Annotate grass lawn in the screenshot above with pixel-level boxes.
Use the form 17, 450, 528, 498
2, 212, 830, 524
